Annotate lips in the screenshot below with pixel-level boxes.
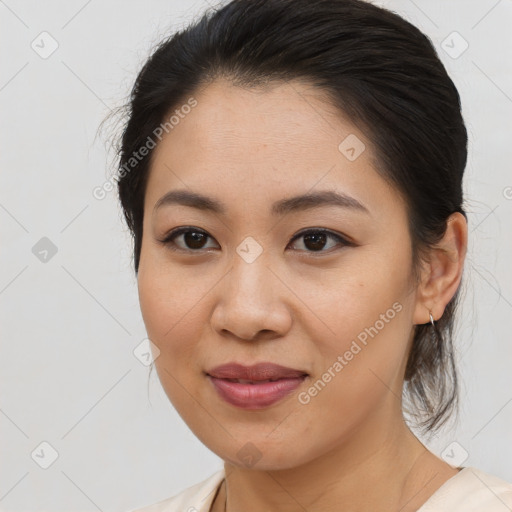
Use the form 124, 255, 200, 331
206, 362, 309, 409
206, 362, 308, 381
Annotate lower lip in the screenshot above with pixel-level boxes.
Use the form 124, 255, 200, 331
208, 375, 307, 409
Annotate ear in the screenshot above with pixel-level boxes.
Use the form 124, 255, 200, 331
413, 212, 468, 325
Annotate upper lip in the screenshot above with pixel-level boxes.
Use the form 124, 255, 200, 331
206, 362, 308, 381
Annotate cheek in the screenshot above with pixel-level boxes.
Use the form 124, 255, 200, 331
293, 299, 411, 449
296, 248, 411, 351
137, 277, 225, 452
137, 255, 225, 386
137, 269, 204, 411
296, 248, 413, 405
137, 263, 197, 359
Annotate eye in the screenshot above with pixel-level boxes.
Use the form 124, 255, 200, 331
287, 228, 352, 253
157, 226, 353, 254
157, 226, 219, 252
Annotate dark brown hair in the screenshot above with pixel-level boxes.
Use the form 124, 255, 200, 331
111, 0, 468, 435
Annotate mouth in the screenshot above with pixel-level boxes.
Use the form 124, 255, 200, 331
220, 378, 285, 384
206, 361, 309, 381
205, 362, 309, 409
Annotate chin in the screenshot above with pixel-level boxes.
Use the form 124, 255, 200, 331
205, 435, 313, 472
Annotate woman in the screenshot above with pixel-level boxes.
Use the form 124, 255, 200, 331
113, 0, 512, 510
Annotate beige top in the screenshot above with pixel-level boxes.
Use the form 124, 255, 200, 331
131, 466, 512, 512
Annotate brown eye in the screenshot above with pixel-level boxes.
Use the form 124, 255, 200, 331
181, 231, 208, 249
288, 229, 351, 253
158, 227, 219, 252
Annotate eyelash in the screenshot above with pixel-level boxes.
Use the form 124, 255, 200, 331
157, 226, 354, 255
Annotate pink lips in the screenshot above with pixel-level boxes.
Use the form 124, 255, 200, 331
206, 362, 308, 409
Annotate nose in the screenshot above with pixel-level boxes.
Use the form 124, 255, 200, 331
210, 251, 292, 342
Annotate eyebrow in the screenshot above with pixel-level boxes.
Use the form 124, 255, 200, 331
153, 189, 370, 216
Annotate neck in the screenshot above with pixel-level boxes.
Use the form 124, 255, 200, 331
218, 414, 458, 512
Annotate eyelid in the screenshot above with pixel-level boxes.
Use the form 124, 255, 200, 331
157, 226, 219, 252
288, 227, 354, 247
157, 226, 354, 253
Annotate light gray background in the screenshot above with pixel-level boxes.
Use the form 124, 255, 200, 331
1, 0, 511, 511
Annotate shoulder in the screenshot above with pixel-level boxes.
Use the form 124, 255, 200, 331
418, 466, 512, 511
129, 468, 225, 512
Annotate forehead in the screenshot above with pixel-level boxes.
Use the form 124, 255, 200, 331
162, 77, 352, 157
145, 78, 403, 221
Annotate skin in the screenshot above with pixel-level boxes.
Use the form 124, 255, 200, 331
137, 77, 468, 512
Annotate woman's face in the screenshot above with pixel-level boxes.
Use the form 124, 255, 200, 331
138, 78, 423, 470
